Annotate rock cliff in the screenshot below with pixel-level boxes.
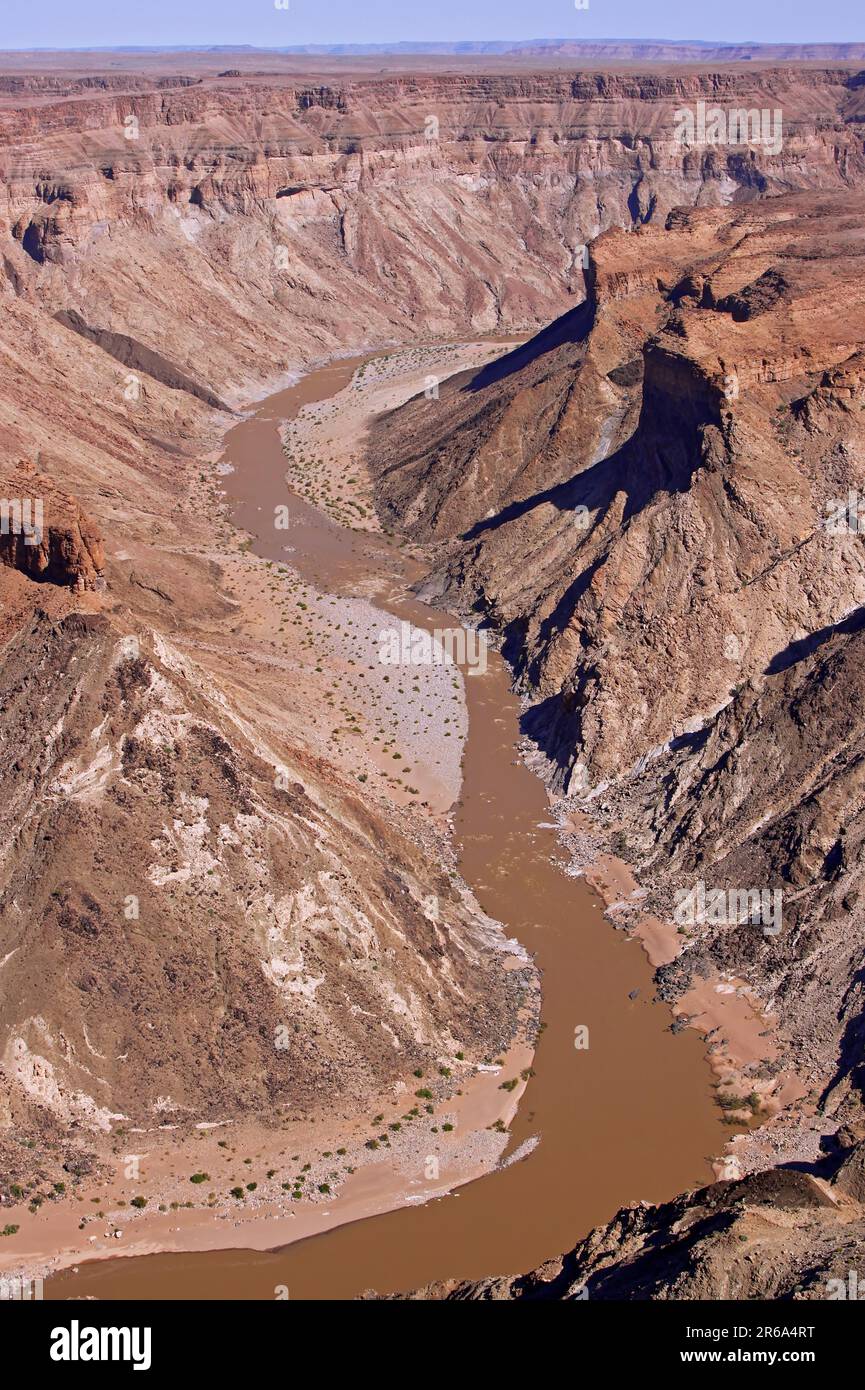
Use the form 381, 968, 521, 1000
371, 188, 865, 1175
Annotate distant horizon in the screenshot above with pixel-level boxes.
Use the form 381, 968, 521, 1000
4, 36, 864, 55
4, 1, 861, 53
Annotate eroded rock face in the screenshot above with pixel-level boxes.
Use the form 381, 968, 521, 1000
583, 597, 865, 1131
372, 191, 865, 789
1, 65, 864, 387
0, 609, 530, 1135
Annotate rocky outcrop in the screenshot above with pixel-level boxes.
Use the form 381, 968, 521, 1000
54, 311, 232, 412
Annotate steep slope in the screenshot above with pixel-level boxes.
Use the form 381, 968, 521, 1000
588, 598, 865, 1144
372, 191, 865, 787
0, 601, 526, 1138
370, 189, 865, 1165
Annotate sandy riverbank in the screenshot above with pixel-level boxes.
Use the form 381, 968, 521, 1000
0, 339, 541, 1287
0, 1027, 534, 1284
280, 340, 518, 536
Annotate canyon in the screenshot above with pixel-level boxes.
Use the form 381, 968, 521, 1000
372, 188, 865, 1160
0, 52, 864, 1299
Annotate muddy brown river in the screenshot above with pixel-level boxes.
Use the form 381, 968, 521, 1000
48, 347, 728, 1300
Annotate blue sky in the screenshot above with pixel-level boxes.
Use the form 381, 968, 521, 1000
2, 0, 861, 51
